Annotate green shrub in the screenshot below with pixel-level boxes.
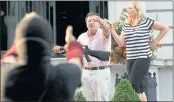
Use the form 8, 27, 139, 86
111, 79, 140, 101
74, 90, 86, 102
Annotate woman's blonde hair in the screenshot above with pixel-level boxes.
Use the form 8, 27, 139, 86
126, 1, 145, 26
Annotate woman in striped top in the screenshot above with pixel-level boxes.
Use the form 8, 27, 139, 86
110, 1, 169, 101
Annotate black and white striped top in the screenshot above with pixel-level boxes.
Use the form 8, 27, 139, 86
123, 17, 154, 59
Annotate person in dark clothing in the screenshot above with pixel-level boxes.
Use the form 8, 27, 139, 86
4, 12, 83, 101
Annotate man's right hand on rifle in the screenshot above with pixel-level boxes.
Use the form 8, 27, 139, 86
52, 45, 62, 53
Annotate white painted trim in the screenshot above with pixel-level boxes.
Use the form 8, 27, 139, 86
172, 0, 174, 101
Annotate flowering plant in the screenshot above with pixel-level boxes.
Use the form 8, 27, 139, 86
106, 8, 161, 64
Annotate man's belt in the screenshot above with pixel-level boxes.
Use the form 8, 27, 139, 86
85, 65, 111, 70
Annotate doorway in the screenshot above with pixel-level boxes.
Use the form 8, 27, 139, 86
0, 1, 7, 52
56, 1, 89, 45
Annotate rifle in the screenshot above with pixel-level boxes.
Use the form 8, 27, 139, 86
83, 45, 110, 61
52, 45, 110, 61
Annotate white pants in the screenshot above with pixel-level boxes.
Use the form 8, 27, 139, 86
110, 70, 116, 99
82, 68, 111, 101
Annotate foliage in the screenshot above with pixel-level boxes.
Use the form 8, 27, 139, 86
111, 79, 141, 101
105, 8, 128, 64
114, 8, 128, 35
74, 90, 86, 102
105, 8, 161, 64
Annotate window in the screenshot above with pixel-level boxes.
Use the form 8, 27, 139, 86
0, 1, 7, 51
96, 1, 108, 19
89, 1, 108, 19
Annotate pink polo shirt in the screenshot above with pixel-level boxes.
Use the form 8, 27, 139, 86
77, 28, 111, 68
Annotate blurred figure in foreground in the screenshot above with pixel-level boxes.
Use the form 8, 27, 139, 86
3, 12, 83, 101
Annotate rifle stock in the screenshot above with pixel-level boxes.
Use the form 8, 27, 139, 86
53, 46, 110, 61
85, 50, 110, 61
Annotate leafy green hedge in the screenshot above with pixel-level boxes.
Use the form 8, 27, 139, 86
74, 89, 86, 102
74, 79, 140, 101
111, 79, 140, 101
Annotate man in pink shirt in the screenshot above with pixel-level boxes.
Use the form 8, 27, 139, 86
53, 12, 111, 101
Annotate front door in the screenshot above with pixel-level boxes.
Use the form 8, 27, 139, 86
56, 1, 89, 45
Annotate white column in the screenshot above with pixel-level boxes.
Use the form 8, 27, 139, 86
43, 2, 47, 19
19, 1, 26, 21
89, 1, 100, 12
108, 1, 117, 21
53, 1, 57, 44
14, 1, 19, 23
4, 16, 17, 48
